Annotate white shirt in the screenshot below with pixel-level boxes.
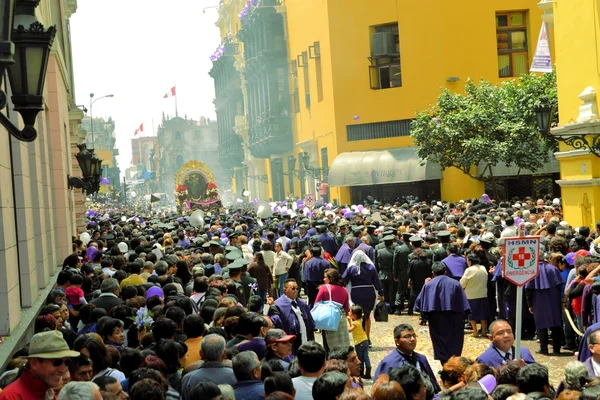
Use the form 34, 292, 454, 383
273, 250, 293, 276
592, 358, 600, 376
292, 376, 318, 400
276, 236, 291, 249
460, 265, 489, 299
495, 346, 513, 364
286, 295, 308, 345
501, 226, 518, 238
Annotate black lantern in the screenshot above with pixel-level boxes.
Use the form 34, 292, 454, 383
287, 155, 296, 171
533, 100, 553, 135
68, 144, 104, 195
0, 0, 56, 142
299, 151, 309, 170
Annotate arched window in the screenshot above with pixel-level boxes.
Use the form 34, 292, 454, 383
174, 131, 182, 140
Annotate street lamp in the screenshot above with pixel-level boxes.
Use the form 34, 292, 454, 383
67, 144, 103, 195
534, 99, 600, 157
0, 0, 56, 142
89, 92, 113, 148
299, 151, 323, 180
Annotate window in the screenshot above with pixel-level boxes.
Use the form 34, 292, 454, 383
347, 119, 412, 142
496, 11, 528, 77
369, 23, 401, 89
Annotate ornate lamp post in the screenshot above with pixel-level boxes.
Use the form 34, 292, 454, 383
89, 92, 113, 148
0, 0, 57, 142
67, 144, 103, 195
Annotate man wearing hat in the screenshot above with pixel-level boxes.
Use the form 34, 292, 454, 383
376, 235, 400, 315
366, 225, 379, 248
228, 259, 249, 307
393, 232, 414, 312
433, 231, 451, 262
0, 331, 79, 399
335, 222, 349, 249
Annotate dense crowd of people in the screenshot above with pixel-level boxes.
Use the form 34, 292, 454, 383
4, 195, 600, 399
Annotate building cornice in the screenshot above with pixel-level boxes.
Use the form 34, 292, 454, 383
556, 178, 600, 187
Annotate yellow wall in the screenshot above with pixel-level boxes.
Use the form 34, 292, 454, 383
96, 149, 114, 194
285, 0, 544, 203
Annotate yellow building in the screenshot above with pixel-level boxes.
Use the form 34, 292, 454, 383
214, 0, 554, 204
544, 0, 600, 227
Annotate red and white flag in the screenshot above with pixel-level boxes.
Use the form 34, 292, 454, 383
163, 86, 176, 98
134, 123, 144, 136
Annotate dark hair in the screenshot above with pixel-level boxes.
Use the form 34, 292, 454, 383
121, 286, 139, 302
328, 346, 355, 362
496, 360, 523, 385
324, 268, 344, 286
146, 295, 163, 311
98, 317, 124, 342
310, 247, 322, 257
248, 295, 264, 313
109, 305, 135, 329
68, 354, 92, 375
73, 334, 110, 375
152, 318, 178, 341
490, 384, 519, 400
46, 289, 67, 305
63, 254, 81, 269
431, 261, 447, 276
154, 339, 185, 374
129, 261, 142, 274
93, 375, 117, 390
57, 270, 73, 285
34, 314, 57, 333
119, 347, 144, 378
264, 371, 294, 396
516, 363, 549, 394
69, 274, 83, 285
393, 323, 414, 338
140, 355, 168, 376
200, 306, 217, 326
350, 305, 363, 320
297, 341, 326, 373
265, 392, 294, 400
183, 314, 205, 338
164, 306, 186, 327
312, 371, 348, 399
130, 378, 165, 400
194, 276, 209, 293
389, 366, 424, 399
467, 254, 481, 265
190, 382, 221, 399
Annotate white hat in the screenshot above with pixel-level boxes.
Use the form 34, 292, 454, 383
79, 232, 91, 246
118, 242, 128, 253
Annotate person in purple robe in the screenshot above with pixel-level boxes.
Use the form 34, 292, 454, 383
476, 319, 535, 368
335, 236, 355, 276
354, 236, 375, 263
414, 262, 470, 365
302, 246, 330, 307
343, 250, 384, 344
441, 244, 467, 279
525, 260, 565, 355
317, 226, 339, 257
372, 323, 441, 393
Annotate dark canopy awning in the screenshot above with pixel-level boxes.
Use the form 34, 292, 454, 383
328, 147, 442, 187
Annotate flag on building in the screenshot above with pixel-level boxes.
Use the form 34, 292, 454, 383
163, 86, 177, 98
530, 22, 553, 73
134, 123, 144, 136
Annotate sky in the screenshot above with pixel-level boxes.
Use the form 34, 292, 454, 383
70, 0, 222, 174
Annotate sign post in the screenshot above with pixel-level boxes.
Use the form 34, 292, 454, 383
502, 223, 540, 359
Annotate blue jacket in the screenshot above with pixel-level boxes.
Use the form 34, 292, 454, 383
233, 380, 265, 400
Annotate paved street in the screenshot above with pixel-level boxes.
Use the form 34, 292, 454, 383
314, 311, 575, 394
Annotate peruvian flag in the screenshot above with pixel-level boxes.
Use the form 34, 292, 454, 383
163, 86, 176, 98
134, 123, 144, 136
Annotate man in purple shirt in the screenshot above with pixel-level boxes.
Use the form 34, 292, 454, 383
441, 244, 467, 279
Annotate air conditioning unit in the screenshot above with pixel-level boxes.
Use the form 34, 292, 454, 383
371, 32, 396, 57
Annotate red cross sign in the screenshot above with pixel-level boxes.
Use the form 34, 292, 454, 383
512, 247, 532, 267
503, 237, 540, 287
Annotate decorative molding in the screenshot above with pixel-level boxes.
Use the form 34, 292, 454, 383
556, 178, 600, 187
577, 86, 598, 123
537, 0, 554, 26
554, 149, 592, 159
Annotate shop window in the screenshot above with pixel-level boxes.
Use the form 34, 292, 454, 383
369, 23, 401, 89
496, 11, 528, 77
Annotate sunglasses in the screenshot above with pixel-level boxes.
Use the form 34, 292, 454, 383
51, 358, 72, 367
288, 287, 298, 291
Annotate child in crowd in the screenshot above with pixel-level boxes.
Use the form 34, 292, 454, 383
348, 304, 371, 379
65, 274, 87, 310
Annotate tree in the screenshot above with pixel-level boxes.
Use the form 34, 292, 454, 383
410, 72, 557, 198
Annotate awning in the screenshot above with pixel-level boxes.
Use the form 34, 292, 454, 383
328, 147, 442, 187
476, 151, 560, 177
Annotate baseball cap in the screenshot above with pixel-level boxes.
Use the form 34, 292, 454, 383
265, 329, 296, 343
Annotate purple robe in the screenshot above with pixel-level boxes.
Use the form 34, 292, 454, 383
476, 343, 536, 368
335, 243, 353, 275
354, 243, 375, 263
373, 349, 441, 393
578, 322, 600, 362
414, 275, 470, 361
525, 262, 564, 330
594, 294, 600, 325
583, 284, 594, 328
268, 295, 315, 354
318, 233, 339, 257
442, 254, 467, 278
303, 257, 330, 282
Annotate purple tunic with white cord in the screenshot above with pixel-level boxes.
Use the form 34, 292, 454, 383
414, 275, 470, 362
342, 262, 384, 316
524, 261, 564, 330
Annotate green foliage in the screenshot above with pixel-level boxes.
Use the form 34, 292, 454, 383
410, 71, 557, 181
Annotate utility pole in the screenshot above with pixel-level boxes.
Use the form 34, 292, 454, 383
122, 176, 127, 205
